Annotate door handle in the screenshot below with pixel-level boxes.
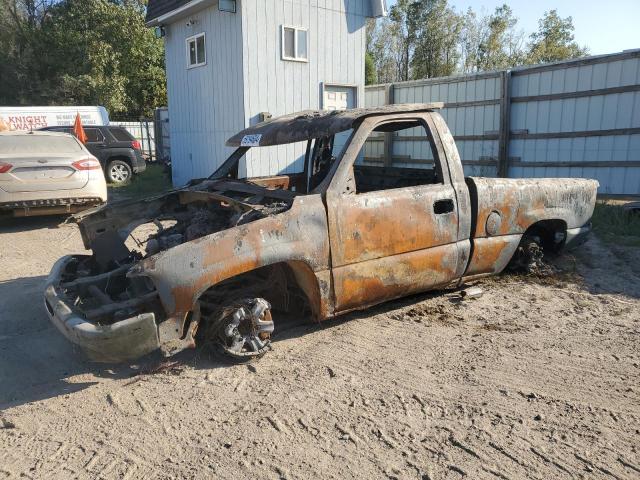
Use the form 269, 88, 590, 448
433, 198, 455, 214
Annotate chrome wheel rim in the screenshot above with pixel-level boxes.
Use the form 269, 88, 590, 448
110, 164, 130, 183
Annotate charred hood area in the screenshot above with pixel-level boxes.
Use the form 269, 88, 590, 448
55, 179, 295, 325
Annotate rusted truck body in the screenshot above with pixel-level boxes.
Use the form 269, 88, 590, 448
45, 104, 598, 362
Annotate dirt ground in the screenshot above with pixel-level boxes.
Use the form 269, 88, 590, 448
1, 215, 639, 479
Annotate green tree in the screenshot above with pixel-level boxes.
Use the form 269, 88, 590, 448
460, 7, 486, 74
526, 10, 588, 64
388, 0, 419, 81
411, 0, 463, 79
0, 0, 57, 105
366, 15, 409, 82
0, 0, 166, 118
477, 5, 525, 70
461, 5, 525, 73
365, 52, 377, 85
369, 0, 464, 81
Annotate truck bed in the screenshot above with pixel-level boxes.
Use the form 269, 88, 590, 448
463, 176, 598, 279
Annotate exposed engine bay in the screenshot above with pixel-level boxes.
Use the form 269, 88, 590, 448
53, 179, 295, 333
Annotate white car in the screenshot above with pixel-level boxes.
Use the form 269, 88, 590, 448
0, 131, 107, 217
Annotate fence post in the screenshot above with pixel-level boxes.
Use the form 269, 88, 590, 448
153, 109, 163, 162
383, 83, 395, 166
497, 70, 511, 177
144, 120, 153, 161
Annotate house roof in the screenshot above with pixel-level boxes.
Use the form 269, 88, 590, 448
146, 0, 387, 25
146, 0, 194, 24
226, 103, 443, 147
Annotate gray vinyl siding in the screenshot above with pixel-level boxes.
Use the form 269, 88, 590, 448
163, 5, 245, 186
240, 0, 368, 177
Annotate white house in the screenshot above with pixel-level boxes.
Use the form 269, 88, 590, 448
146, 0, 387, 186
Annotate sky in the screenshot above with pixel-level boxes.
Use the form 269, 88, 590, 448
386, 0, 640, 56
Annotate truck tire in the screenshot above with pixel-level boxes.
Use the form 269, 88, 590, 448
508, 235, 545, 274
106, 160, 132, 184
199, 297, 274, 361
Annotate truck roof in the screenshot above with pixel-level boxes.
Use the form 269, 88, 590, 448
226, 103, 444, 147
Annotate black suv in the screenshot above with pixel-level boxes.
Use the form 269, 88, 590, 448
40, 125, 146, 184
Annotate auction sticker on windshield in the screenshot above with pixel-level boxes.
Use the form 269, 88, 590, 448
241, 134, 262, 147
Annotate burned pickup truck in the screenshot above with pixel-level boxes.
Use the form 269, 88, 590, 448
45, 104, 598, 362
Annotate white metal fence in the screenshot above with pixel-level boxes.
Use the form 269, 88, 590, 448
110, 120, 156, 160
110, 109, 171, 163
366, 49, 640, 196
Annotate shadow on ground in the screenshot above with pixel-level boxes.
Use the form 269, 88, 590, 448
0, 215, 70, 233
0, 274, 158, 409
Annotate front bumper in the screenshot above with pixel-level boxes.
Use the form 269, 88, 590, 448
565, 222, 592, 250
44, 256, 160, 363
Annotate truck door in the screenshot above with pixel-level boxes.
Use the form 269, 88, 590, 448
325, 113, 467, 313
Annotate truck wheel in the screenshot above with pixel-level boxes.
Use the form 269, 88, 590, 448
508, 235, 545, 274
202, 298, 274, 360
106, 160, 132, 184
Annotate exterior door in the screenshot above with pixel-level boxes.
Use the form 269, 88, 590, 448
322, 85, 356, 111
323, 84, 357, 156
326, 113, 464, 313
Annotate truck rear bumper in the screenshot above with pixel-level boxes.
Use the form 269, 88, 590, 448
565, 223, 592, 250
44, 256, 160, 363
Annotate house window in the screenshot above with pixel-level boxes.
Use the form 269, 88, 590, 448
186, 33, 206, 68
218, 0, 236, 12
281, 26, 307, 62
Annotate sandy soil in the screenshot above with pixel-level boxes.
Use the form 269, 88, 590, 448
1, 216, 639, 479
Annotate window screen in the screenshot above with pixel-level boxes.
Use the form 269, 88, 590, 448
283, 27, 295, 59
296, 30, 307, 59
196, 35, 205, 64
189, 39, 197, 65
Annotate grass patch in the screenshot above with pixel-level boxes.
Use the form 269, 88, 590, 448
107, 163, 172, 202
591, 201, 640, 247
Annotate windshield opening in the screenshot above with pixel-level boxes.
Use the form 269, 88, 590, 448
209, 132, 348, 195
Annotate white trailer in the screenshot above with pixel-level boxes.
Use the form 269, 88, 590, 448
0, 106, 109, 131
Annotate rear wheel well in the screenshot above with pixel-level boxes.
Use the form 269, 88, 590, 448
523, 219, 567, 252
106, 155, 133, 167
507, 219, 567, 273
